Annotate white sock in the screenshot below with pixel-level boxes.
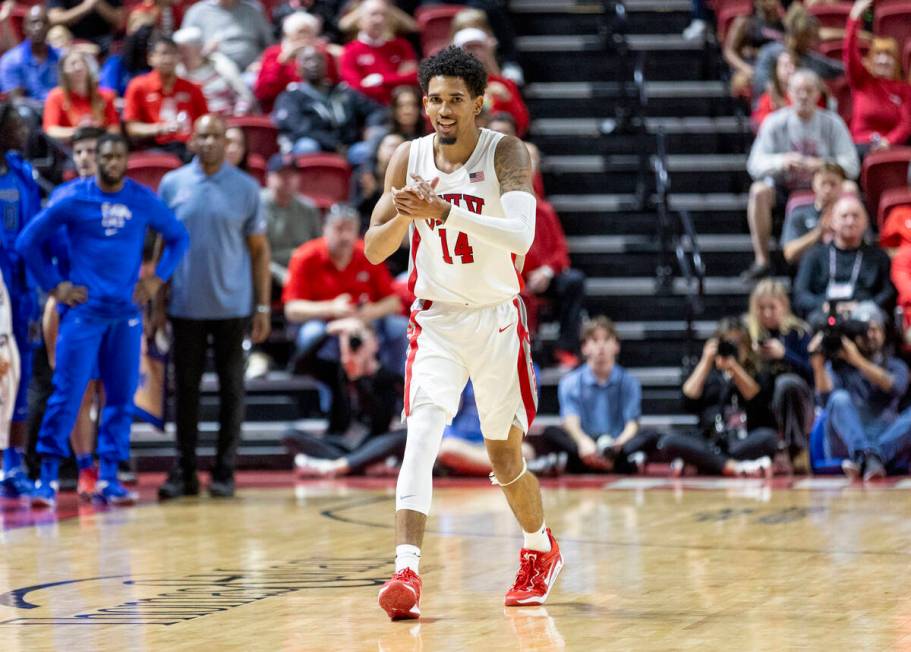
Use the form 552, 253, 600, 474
523, 522, 551, 552
395, 544, 421, 573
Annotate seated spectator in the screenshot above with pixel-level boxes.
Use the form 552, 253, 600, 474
271, 0, 345, 44
283, 204, 405, 433
540, 316, 663, 474
782, 163, 843, 266
181, 0, 273, 72
658, 317, 777, 477
174, 26, 255, 116
752, 49, 796, 130
389, 85, 425, 140
448, 7, 523, 86
752, 4, 843, 100
48, 0, 125, 54
882, 206, 911, 343
723, 0, 785, 98
99, 22, 154, 97
794, 196, 894, 321
844, 0, 911, 156
225, 125, 258, 175
42, 51, 119, 143
746, 279, 814, 463
452, 27, 529, 138
273, 46, 388, 164
812, 301, 911, 480
124, 36, 209, 160
261, 153, 322, 270
339, 0, 418, 105
254, 11, 339, 114
743, 69, 859, 280
0, 7, 60, 109
353, 132, 404, 231
337, 0, 417, 40
127, 0, 183, 36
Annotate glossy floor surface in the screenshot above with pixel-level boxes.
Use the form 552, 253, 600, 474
2, 474, 911, 651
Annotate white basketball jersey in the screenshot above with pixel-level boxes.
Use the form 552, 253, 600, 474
406, 128, 523, 306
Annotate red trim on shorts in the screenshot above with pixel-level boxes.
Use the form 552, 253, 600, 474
403, 300, 432, 416
407, 227, 422, 295
512, 297, 538, 427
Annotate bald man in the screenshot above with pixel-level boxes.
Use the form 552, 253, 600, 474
158, 114, 272, 500
793, 196, 895, 320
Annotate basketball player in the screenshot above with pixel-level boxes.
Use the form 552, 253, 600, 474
365, 46, 563, 620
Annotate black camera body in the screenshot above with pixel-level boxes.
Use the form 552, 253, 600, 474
821, 304, 868, 358
717, 339, 739, 358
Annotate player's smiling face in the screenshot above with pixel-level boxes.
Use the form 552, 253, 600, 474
424, 76, 483, 146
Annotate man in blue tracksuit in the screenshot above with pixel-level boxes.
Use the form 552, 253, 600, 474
0, 101, 41, 499
17, 133, 189, 507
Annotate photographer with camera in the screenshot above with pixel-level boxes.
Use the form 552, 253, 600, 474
793, 196, 894, 322
811, 301, 911, 481
658, 317, 778, 477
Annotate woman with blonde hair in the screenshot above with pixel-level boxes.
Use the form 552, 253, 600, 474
42, 51, 119, 143
746, 279, 815, 462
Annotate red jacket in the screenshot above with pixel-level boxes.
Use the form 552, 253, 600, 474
844, 17, 911, 146
487, 74, 530, 138
523, 197, 570, 279
254, 41, 339, 114
339, 37, 417, 105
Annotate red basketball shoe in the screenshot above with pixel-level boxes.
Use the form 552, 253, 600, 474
77, 466, 98, 501
378, 568, 422, 620
505, 529, 564, 607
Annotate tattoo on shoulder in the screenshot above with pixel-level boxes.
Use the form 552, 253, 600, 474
494, 136, 533, 194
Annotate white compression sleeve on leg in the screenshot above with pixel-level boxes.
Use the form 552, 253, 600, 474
396, 402, 448, 514
443, 191, 536, 255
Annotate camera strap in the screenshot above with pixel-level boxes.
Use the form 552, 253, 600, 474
827, 246, 863, 301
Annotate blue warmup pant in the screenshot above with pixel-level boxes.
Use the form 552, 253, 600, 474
37, 308, 142, 463
10, 293, 34, 424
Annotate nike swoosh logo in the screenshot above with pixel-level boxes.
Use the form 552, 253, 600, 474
498, 324, 513, 333
399, 494, 416, 501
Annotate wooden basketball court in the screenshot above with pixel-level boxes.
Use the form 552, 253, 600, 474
2, 474, 911, 651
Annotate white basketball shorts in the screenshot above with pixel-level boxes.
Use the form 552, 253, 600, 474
403, 296, 538, 440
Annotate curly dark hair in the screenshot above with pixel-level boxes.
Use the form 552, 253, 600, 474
418, 46, 488, 98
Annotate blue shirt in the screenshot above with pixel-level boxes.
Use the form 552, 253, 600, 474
829, 356, 910, 433
558, 363, 642, 438
16, 177, 189, 319
0, 154, 41, 319
159, 161, 266, 320
0, 41, 60, 101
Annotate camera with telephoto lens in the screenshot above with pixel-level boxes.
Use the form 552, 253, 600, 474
717, 339, 739, 358
820, 303, 867, 358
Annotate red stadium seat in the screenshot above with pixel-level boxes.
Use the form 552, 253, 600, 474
878, 186, 911, 228
7, 4, 28, 44
293, 153, 352, 209
860, 146, 911, 226
125, 152, 182, 191
416, 4, 466, 57
808, 2, 852, 29
825, 76, 853, 127
715, 0, 753, 44
226, 115, 280, 161
874, 3, 911, 49
246, 152, 267, 186
903, 39, 911, 80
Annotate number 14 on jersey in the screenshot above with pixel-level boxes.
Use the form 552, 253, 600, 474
438, 228, 474, 265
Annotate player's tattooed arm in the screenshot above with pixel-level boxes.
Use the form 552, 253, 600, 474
494, 135, 534, 195
365, 140, 413, 264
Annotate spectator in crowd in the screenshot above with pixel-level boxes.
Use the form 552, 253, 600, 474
273, 46, 388, 163
746, 279, 814, 463
541, 317, 662, 474
723, 0, 785, 98
0, 1, 17, 55
124, 36, 209, 160
224, 125, 257, 174
42, 51, 119, 143
447, 6, 523, 85
127, 0, 183, 36
16, 132, 190, 507
353, 132, 403, 230
794, 196, 894, 321
261, 153, 322, 269
283, 204, 404, 434
752, 4, 843, 99
452, 27, 529, 137
271, 0, 346, 44
782, 163, 844, 266
48, 0, 124, 54
743, 69, 859, 280
389, 85, 424, 140
658, 317, 777, 477
339, 0, 418, 105
812, 301, 911, 481
158, 115, 272, 500
99, 22, 154, 97
0, 103, 41, 501
486, 111, 545, 197
173, 26, 256, 116
337, 0, 417, 40
181, 0, 273, 72
752, 49, 797, 130
0, 7, 60, 108
844, 0, 911, 155
254, 11, 339, 114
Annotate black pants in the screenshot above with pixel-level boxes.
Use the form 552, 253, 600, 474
537, 268, 586, 353
658, 428, 778, 475
171, 317, 247, 481
286, 429, 407, 474
771, 373, 815, 456
539, 426, 663, 474
26, 341, 53, 477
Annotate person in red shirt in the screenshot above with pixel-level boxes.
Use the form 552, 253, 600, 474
43, 50, 119, 143
123, 35, 209, 159
844, 0, 911, 153
339, 0, 417, 106
453, 27, 530, 138
254, 11, 338, 114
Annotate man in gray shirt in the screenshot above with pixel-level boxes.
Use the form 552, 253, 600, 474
181, 0, 273, 71
158, 114, 272, 499
261, 153, 321, 271
781, 162, 844, 267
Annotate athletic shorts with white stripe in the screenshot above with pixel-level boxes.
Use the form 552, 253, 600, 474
404, 296, 538, 440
